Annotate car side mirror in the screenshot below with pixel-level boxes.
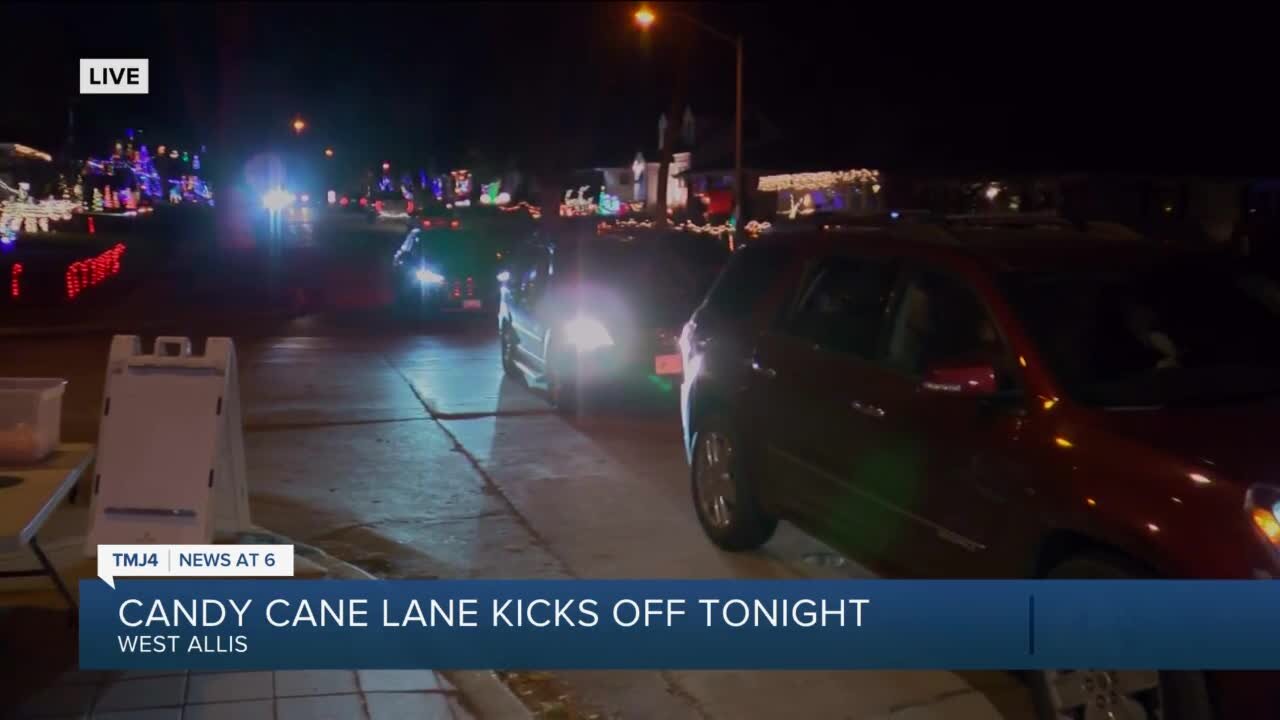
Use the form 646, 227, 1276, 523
919, 360, 998, 396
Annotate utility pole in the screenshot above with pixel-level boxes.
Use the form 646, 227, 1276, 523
733, 34, 744, 230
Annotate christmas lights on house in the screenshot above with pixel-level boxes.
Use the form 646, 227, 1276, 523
757, 169, 880, 193
7, 144, 52, 162
499, 201, 541, 219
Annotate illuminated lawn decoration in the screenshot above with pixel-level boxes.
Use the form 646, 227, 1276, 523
65, 243, 125, 299
598, 190, 623, 216
1, 198, 80, 233
783, 192, 816, 220
452, 170, 472, 198
479, 181, 511, 206
560, 186, 597, 217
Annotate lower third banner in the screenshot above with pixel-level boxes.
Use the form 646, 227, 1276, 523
78, 579, 1280, 670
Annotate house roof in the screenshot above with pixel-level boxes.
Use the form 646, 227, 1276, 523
0, 143, 53, 161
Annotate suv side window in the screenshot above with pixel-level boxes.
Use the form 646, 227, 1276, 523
885, 269, 1017, 389
785, 257, 897, 358
703, 244, 791, 317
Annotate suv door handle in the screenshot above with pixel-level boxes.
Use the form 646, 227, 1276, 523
851, 400, 885, 418
750, 358, 777, 379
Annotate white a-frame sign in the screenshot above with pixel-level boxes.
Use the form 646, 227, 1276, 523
86, 336, 252, 553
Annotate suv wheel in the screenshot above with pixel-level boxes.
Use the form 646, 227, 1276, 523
1030, 555, 1214, 720
547, 372, 579, 414
544, 335, 580, 414
500, 323, 521, 379
691, 413, 777, 551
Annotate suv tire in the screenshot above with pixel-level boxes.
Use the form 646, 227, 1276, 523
1030, 554, 1215, 720
691, 412, 777, 551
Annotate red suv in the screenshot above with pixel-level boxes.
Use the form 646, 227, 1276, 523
678, 219, 1280, 720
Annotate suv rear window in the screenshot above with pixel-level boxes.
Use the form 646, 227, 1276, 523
702, 244, 791, 316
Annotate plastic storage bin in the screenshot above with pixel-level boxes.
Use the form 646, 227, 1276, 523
0, 378, 67, 464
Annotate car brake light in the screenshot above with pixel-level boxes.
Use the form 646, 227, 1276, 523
1246, 484, 1280, 548
406, 201, 414, 213
450, 219, 460, 229
340, 196, 349, 206
359, 197, 368, 207
423, 220, 432, 228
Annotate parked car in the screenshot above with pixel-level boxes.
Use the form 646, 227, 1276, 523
392, 224, 496, 314
498, 226, 729, 411
366, 189, 413, 224
414, 201, 461, 231
679, 223, 1280, 720
337, 188, 366, 212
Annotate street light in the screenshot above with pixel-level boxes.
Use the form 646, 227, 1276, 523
292, 117, 306, 134
382, 161, 391, 172
324, 147, 334, 158
634, 5, 744, 231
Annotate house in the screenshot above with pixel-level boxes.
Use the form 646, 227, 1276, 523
583, 106, 785, 220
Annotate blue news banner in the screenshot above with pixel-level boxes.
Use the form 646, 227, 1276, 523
80, 580, 1280, 670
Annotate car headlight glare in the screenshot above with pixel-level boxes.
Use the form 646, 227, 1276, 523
563, 314, 613, 352
414, 267, 445, 285
262, 188, 295, 212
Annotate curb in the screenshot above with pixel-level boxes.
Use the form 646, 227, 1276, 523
250, 529, 534, 720
0, 322, 115, 338
0, 307, 303, 339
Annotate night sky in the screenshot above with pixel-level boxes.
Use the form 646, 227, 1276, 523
4, 2, 1276, 177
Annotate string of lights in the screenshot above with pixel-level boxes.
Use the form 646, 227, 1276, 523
757, 169, 880, 192
0, 198, 80, 234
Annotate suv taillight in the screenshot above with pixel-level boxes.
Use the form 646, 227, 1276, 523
1247, 484, 1280, 547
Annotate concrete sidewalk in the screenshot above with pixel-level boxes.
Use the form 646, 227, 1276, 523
0, 354, 535, 720
1, 520, 529, 720
16, 668, 467, 720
